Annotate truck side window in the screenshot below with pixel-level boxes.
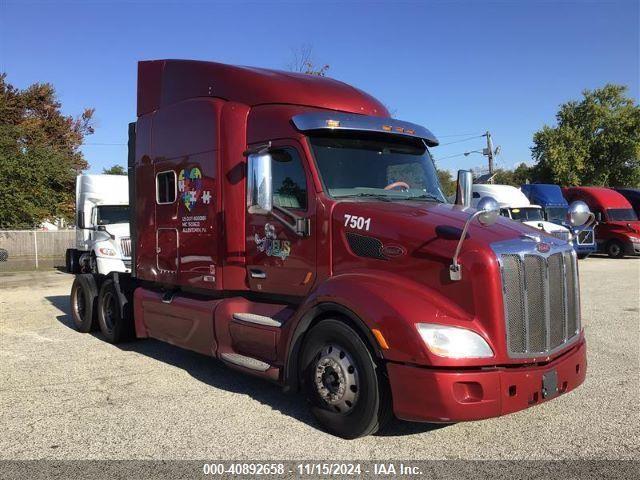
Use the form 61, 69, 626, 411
271, 148, 308, 210
156, 171, 176, 204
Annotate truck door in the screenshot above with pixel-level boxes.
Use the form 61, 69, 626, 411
155, 166, 179, 282
246, 143, 316, 297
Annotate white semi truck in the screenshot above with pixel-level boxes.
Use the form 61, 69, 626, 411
65, 174, 131, 274
471, 184, 572, 242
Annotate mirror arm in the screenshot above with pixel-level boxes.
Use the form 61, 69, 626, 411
449, 210, 483, 281
243, 141, 272, 157
272, 205, 310, 237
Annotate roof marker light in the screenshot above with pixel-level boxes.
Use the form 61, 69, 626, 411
326, 119, 340, 128
382, 125, 392, 131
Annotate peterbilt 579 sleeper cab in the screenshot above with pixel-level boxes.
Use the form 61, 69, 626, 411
69, 60, 589, 439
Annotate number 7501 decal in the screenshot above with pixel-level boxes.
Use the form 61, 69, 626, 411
344, 214, 372, 231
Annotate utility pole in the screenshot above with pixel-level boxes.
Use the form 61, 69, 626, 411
484, 131, 495, 175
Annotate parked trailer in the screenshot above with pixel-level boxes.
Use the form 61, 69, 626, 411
520, 183, 597, 259
564, 186, 640, 258
66, 174, 131, 274
70, 60, 590, 438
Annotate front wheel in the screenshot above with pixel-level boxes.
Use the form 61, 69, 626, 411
300, 319, 391, 439
606, 240, 625, 259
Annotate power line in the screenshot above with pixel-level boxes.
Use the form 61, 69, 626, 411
439, 135, 485, 146
433, 152, 468, 161
437, 132, 485, 138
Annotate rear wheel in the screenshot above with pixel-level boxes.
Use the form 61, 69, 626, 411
70, 274, 98, 332
300, 319, 391, 439
606, 240, 625, 259
97, 278, 133, 343
66, 249, 79, 273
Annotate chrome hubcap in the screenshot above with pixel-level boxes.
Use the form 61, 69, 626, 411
313, 344, 359, 413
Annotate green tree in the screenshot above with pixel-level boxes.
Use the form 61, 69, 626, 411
493, 163, 534, 186
103, 164, 127, 175
531, 84, 640, 186
0, 74, 94, 227
436, 168, 456, 197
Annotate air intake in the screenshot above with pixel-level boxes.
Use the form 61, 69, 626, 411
345, 233, 386, 260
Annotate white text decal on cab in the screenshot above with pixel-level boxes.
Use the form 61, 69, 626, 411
344, 214, 371, 231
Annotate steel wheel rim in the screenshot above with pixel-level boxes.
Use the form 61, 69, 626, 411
102, 291, 116, 333
313, 344, 359, 414
610, 244, 621, 256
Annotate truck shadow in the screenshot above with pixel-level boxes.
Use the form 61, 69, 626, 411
46, 294, 448, 439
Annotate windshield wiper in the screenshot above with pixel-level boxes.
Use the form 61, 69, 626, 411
338, 193, 392, 202
403, 193, 443, 203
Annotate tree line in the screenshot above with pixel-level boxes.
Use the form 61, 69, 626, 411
1, 70, 638, 228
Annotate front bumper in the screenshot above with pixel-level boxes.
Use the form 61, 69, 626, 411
387, 339, 586, 422
95, 256, 131, 274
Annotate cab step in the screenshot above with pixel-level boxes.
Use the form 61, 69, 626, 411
232, 312, 282, 327
220, 352, 271, 372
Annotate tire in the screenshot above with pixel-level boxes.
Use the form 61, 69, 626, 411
66, 249, 79, 273
577, 253, 590, 260
97, 278, 133, 343
606, 240, 625, 259
70, 274, 98, 332
299, 319, 392, 439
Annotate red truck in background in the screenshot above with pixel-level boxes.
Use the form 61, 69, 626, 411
563, 187, 640, 258
69, 60, 590, 439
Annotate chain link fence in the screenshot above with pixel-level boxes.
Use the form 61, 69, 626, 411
0, 230, 76, 272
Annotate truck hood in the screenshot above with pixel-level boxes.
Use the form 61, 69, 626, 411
102, 223, 130, 238
607, 221, 640, 234
523, 220, 569, 234
332, 199, 550, 262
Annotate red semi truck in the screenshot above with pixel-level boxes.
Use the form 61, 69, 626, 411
70, 60, 589, 439
563, 186, 640, 258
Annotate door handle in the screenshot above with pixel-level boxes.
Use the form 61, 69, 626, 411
250, 269, 267, 279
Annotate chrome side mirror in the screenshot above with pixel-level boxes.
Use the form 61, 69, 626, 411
477, 196, 500, 226
454, 170, 473, 207
450, 195, 500, 281
247, 153, 273, 214
567, 201, 593, 227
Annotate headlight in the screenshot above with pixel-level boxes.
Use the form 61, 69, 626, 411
629, 236, 640, 243
416, 323, 494, 358
98, 247, 116, 256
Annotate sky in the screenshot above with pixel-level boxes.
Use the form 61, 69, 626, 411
1, 0, 638, 174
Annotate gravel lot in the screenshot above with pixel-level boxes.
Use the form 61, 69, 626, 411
0, 257, 638, 461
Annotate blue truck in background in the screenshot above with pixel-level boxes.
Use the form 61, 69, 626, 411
521, 184, 597, 258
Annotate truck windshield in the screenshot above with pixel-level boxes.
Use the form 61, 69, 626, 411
607, 208, 638, 221
509, 207, 544, 221
308, 133, 446, 202
97, 205, 129, 225
545, 206, 567, 223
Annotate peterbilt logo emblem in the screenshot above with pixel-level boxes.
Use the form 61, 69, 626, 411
536, 242, 551, 253
381, 244, 406, 258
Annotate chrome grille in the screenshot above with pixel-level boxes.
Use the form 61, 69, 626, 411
120, 237, 132, 258
496, 241, 580, 357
